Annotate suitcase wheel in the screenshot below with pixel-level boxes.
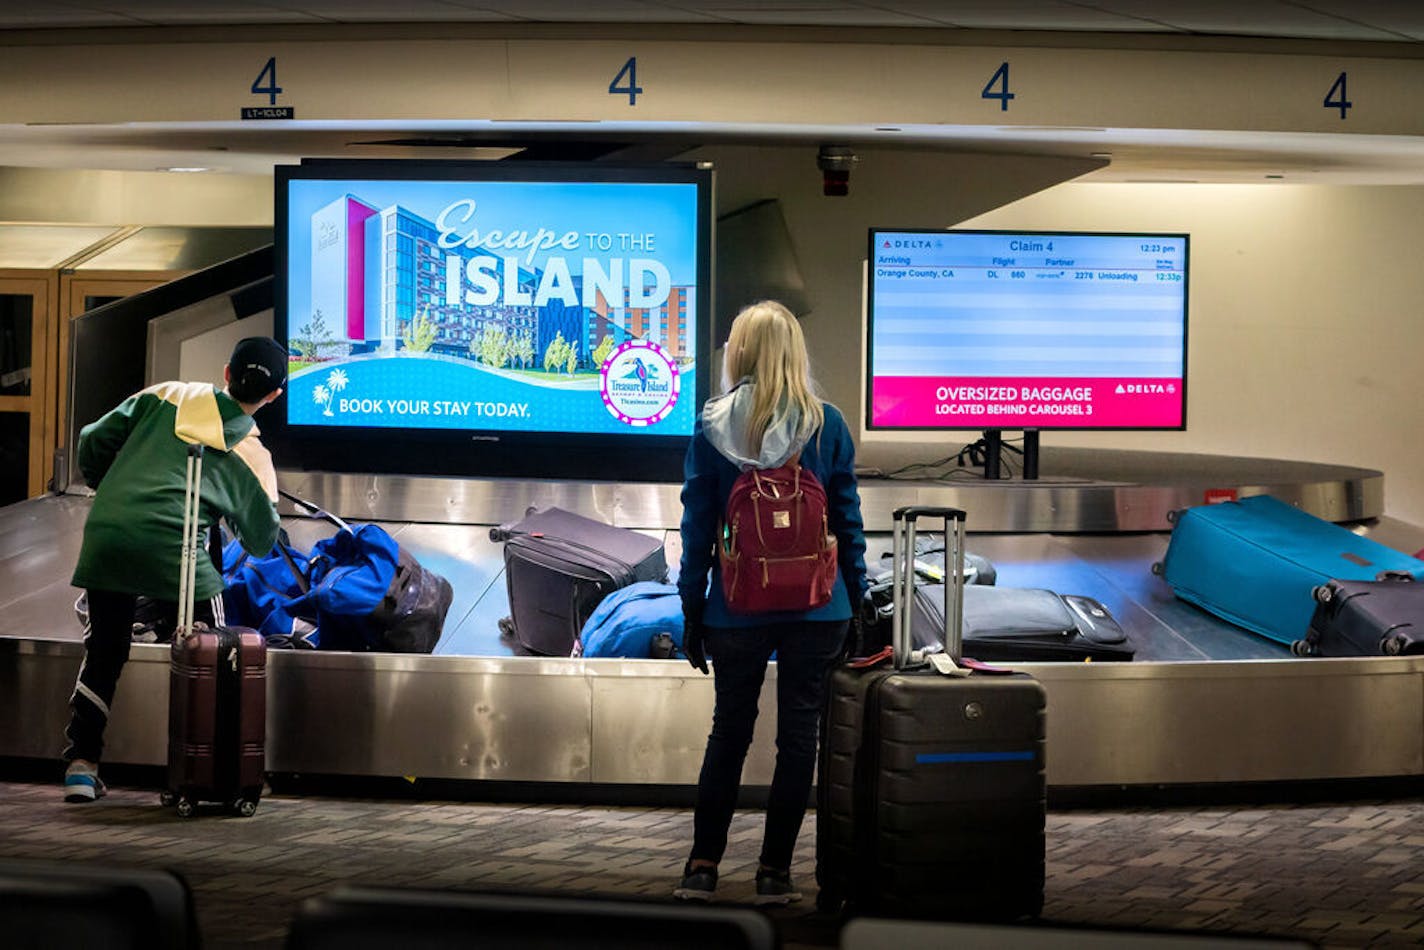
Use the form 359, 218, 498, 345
234, 798, 259, 818
1165, 509, 1180, 525
158, 791, 177, 808
1312, 584, 1333, 605
1150, 561, 1164, 577
175, 798, 196, 818
1291, 639, 1317, 657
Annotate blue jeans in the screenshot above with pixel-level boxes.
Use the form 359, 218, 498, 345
690, 619, 848, 871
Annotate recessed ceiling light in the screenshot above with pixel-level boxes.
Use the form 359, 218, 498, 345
1089, 152, 1113, 159
161, 166, 210, 173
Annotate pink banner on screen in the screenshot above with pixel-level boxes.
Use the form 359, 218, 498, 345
345, 199, 376, 341
872, 376, 1183, 428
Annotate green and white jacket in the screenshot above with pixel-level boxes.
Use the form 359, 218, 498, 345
72, 382, 280, 601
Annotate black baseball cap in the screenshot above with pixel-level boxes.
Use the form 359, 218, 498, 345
227, 336, 288, 403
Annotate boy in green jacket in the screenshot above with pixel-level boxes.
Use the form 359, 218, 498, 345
62, 336, 287, 802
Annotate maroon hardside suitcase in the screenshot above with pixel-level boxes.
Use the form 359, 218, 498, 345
816, 507, 1046, 920
163, 443, 266, 818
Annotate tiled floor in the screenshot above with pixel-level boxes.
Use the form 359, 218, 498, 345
2, 777, 1423, 948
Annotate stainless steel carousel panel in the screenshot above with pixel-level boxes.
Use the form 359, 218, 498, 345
266, 652, 595, 782
281, 472, 686, 532
586, 660, 772, 786
1029, 657, 1424, 786
0, 640, 169, 763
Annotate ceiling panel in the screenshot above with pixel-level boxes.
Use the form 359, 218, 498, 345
1300, 0, 1424, 41
446, 0, 720, 22
1089, 0, 1410, 42
0, 0, 1422, 38
880, 1, 1176, 33
266, 0, 519, 21
689, 6, 943, 27
66, 1, 322, 26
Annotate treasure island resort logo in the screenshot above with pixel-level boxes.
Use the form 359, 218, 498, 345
600, 340, 679, 426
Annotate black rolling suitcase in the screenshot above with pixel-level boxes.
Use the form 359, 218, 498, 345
817, 506, 1046, 920
1293, 572, 1424, 657
490, 506, 667, 656
164, 444, 266, 818
921, 584, 1135, 662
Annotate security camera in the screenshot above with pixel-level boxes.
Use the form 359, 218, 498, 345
817, 145, 858, 197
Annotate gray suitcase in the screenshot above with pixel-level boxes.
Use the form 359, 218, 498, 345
490, 506, 667, 656
816, 506, 1046, 920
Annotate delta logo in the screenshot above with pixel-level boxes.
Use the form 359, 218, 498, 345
1114, 383, 1177, 394
883, 238, 939, 249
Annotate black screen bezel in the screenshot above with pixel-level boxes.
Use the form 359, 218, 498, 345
266, 159, 714, 482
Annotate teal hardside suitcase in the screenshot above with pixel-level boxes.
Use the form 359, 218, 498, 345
1157, 494, 1424, 646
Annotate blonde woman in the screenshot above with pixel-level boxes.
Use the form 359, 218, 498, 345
674, 300, 867, 904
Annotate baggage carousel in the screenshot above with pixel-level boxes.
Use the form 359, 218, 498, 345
2, 446, 1422, 793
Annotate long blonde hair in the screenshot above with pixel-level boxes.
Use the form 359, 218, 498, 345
722, 300, 824, 456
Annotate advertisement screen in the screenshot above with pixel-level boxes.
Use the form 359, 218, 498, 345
867, 229, 1188, 431
271, 161, 711, 480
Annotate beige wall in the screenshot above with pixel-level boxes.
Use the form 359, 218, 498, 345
947, 182, 1423, 524
10, 154, 1417, 525
0, 167, 271, 226
687, 143, 1102, 406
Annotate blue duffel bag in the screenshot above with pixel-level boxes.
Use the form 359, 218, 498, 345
223, 519, 452, 653
576, 581, 686, 659
221, 536, 319, 648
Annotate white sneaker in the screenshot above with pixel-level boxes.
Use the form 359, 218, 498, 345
63, 760, 107, 803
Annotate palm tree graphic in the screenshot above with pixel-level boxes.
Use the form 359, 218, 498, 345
312, 368, 349, 417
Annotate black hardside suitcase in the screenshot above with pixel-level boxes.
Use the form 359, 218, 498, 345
163, 444, 266, 818
1293, 573, 1424, 657
817, 506, 1045, 921
490, 506, 668, 656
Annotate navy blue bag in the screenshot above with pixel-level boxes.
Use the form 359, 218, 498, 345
576, 582, 685, 659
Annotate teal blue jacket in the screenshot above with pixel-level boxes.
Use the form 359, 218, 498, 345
678, 401, 868, 627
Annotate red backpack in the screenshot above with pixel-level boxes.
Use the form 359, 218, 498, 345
719, 457, 838, 614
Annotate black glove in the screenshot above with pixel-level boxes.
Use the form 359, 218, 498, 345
682, 600, 709, 675
843, 613, 864, 660
850, 588, 879, 658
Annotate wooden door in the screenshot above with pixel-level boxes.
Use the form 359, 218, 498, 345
0, 273, 56, 500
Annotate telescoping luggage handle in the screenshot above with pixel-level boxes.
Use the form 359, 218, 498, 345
177, 443, 205, 641
891, 506, 966, 672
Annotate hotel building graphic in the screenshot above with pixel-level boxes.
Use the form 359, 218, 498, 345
310, 195, 694, 366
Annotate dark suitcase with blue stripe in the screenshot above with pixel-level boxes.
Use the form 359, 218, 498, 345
816, 507, 1045, 920
1158, 494, 1424, 646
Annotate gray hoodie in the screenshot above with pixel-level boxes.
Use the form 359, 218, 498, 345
701, 378, 811, 470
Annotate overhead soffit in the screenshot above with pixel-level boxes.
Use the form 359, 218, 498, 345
2, 2, 1424, 184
